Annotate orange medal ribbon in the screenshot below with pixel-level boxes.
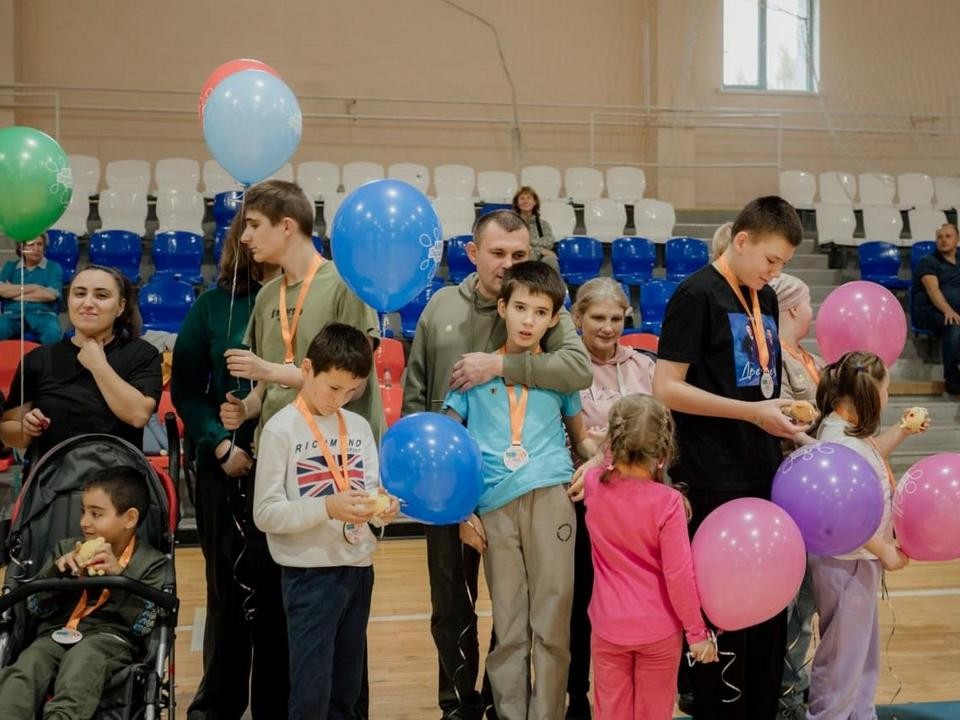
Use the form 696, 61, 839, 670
715, 256, 772, 382
279, 254, 324, 364
64, 536, 136, 632
497, 345, 542, 448
782, 342, 821, 387
293, 395, 352, 493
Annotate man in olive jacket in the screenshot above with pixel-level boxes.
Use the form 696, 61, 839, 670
403, 209, 592, 720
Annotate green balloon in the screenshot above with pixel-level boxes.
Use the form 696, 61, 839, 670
0, 126, 73, 243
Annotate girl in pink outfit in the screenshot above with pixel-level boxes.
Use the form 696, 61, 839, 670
567, 278, 656, 718
584, 395, 717, 720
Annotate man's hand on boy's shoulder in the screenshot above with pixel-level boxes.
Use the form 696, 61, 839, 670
450, 352, 503, 391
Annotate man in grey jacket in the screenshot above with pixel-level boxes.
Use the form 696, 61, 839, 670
403, 209, 592, 720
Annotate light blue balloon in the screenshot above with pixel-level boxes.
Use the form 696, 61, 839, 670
331, 179, 443, 312
203, 69, 302, 185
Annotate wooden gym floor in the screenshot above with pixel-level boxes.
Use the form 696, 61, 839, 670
171, 539, 960, 719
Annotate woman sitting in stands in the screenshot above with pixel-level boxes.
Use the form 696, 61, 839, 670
513, 185, 560, 272
0, 265, 162, 464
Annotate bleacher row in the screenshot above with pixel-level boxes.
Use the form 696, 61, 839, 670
33, 156, 702, 338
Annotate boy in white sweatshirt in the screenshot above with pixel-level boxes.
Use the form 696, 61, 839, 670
253, 322, 399, 719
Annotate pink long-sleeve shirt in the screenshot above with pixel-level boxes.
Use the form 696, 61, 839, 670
584, 467, 709, 646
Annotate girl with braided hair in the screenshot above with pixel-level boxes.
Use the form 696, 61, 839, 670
583, 394, 717, 720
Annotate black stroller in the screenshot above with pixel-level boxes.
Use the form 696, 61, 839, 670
0, 430, 180, 719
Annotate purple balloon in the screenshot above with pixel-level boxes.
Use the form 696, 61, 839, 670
771, 442, 885, 556
815, 281, 906, 367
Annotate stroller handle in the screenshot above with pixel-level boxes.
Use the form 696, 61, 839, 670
0, 577, 178, 615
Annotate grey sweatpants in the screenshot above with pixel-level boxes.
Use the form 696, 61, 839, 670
481, 484, 576, 720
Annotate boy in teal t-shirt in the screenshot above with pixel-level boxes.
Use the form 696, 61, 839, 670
443, 261, 595, 720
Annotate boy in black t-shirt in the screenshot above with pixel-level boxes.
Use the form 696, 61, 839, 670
652, 196, 807, 720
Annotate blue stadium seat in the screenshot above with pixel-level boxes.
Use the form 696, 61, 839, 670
611, 236, 656, 286
446, 235, 474, 284
639, 279, 679, 335
858, 241, 910, 291
910, 241, 935, 276
555, 236, 603, 286
152, 231, 204, 285
45, 230, 79, 283
88, 230, 142, 284
398, 281, 445, 339
214, 225, 229, 266
665, 237, 709, 282
139, 278, 195, 333
312, 235, 332, 260
213, 190, 243, 228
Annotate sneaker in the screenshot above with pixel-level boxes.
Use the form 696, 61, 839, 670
566, 694, 592, 720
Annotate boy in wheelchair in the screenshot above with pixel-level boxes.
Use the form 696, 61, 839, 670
0, 466, 166, 719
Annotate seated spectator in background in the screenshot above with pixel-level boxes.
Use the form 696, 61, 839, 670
912, 222, 960, 395
513, 186, 560, 273
0, 234, 63, 344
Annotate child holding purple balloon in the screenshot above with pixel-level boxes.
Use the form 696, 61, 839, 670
806, 350, 928, 720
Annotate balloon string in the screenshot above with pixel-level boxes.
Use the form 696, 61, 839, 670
226, 187, 249, 458
881, 574, 903, 706
718, 649, 742, 704
449, 542, 479, 714
18, 262, 25, 445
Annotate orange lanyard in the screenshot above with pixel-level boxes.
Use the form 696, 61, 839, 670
293, 396, 351, 492
782, 342, 821, 387
498, 346, 540, 446
833, 407, 896, 492
279, 255, 323, 364
715, 256, 770, 373
65, 537, 136, 630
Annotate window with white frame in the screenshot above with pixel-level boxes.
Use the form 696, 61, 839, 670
723, 0, 819, 92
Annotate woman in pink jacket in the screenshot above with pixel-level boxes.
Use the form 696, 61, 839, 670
584, 395, 717, 719
566, 278, 656, 719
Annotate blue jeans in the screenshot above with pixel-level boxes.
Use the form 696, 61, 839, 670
915, 308, 960, 390
281, 564, 373, 720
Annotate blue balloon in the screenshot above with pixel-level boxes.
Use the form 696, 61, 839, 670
332, 179, 443, 312
203, 69, 302, 185
380, 413, 483, 524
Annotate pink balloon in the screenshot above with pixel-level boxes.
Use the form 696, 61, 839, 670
198, 58, 279, 125
692, 498, 806, 631
815, 281, 906, 366
893, 453, 960, 561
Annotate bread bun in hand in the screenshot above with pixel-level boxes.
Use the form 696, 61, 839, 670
76, 536, 108, 576
783, 400, 818, 424
369, 489, 392, 515
900, 406, 928, 432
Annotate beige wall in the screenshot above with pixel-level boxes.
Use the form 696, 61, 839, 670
5, 0, 960, 207
656, 0, 960, 205
0, 0, 15, 126
11, 0, 655, 186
